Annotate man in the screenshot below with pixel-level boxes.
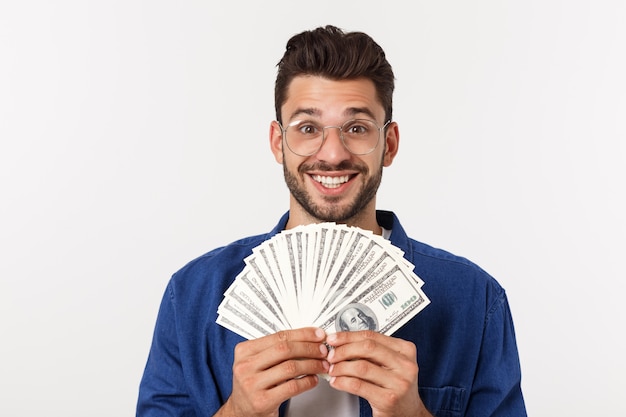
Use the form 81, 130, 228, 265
137, 25, 527, 417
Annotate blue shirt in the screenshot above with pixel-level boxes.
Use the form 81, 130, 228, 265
137, 211, 527, 417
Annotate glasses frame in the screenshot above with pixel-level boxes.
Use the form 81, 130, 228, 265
278, 118, 391, 157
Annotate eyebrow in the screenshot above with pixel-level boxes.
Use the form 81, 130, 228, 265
345, 107, 377, 120
288, 107, 378, 122
288, 108, 322, 121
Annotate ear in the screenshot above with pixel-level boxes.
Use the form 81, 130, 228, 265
269, 121, 284, 164
382, 122, 400, 167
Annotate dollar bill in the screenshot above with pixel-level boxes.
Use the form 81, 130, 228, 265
216, 223, 431, 339
316, 264, 430, 335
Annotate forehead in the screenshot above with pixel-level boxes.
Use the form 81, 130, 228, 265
282, 76, 384, 122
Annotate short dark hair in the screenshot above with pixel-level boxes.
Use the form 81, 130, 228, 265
274, 25, 395, 124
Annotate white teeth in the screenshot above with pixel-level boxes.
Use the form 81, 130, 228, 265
313, 175, 350, 188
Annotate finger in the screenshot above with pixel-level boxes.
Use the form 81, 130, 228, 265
233, 357, 329, 406
234, 327, 327, 370
327, 330, 413, 354
229, 369, 323, 415
329, 372, 421, 416
328, 352, 417, 384
326, 331, 416, 367
325, 332, 422, 415
328, 357, 418, 410
329, 357, 389, 386
326, 334, 418, 395
234, 336, 329, 377
329, 371, 384, 400
263, 374, 320, 408
265, 357, 330, 387
241, 327, 327, 356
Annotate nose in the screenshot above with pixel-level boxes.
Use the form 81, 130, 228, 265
316, 126, 351, 162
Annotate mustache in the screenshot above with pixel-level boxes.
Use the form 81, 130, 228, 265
298, 161, 366, 173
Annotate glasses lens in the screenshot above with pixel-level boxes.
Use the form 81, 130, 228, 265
284, 121, 324, 156
341, 119, 380, 155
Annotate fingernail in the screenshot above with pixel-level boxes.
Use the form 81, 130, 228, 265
319, 343, 328, 355
326, 333, 337, 344
327, 348, 335, 361
315, 328, 326, 339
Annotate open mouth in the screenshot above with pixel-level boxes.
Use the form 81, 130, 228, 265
311, 174, 351, 189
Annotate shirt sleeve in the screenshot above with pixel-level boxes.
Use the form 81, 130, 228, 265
465, 290, 527, 416
136, 282, 198, 417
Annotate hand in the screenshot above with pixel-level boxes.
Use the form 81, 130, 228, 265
325, 331, 432, 417
216, 327, 330, 417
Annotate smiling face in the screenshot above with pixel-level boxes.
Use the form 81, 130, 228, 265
270, 76, 399, 231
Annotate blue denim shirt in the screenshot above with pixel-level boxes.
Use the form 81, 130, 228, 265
137, 211, 526, 417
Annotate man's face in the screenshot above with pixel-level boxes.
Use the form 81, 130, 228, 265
342, 307, 370, 331
270, 76, 397, 224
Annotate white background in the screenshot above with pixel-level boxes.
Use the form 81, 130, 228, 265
1, 1, 624, 415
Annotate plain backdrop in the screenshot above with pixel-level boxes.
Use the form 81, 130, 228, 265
1, 1, 624, 415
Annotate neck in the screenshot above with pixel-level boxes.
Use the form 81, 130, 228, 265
285, 202, 381, 235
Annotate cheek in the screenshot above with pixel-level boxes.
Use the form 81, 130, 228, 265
365, 152, 385, 171
283, 153, 309, 173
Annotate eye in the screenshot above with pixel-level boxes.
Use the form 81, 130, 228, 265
290, 121, 321, 136
344, 120, 372, 135
299, 124, 318, 135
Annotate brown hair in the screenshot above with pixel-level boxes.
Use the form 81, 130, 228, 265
274, 25, 395, 124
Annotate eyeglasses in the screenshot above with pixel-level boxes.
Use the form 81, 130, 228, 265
278, 118, 391, 156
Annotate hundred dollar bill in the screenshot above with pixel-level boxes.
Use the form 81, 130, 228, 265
299, 225, 320, 323
216, 304, 266, 340
244, 252, 290, 328
315, 226, 352, 308
216, 298, 274, 339
272, 229, 302, 322
258, 241, 290, 309
313, 225, 360, 306
218, 271, 285, 335
317, 237, 409, 319
316, 263, 430, 336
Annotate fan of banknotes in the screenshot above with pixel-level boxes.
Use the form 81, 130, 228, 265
217, 222, 431, 339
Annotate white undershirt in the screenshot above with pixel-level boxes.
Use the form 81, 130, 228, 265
285, 378, 358, 417
285, 227, 391, 416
